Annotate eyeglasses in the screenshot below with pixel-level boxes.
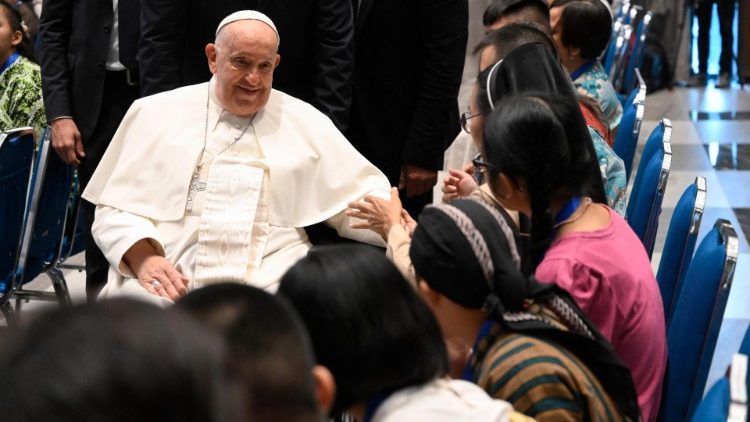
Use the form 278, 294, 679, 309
460, 111, 483, 134
471, 153, 497, 185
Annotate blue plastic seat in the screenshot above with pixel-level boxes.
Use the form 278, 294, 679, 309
656, 177, 706, 325
613, 96, 645, 181
0, 128, 37, 316
628, 118, 669, 209
626, 131, 671, 256
621, 12, 652, 94
660, 219, 740, 422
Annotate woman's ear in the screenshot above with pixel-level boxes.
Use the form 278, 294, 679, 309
312, 365, 336, 415
489, 173, 516, 200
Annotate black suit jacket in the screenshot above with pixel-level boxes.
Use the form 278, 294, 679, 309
139, 0, 354, 131
347, 0, 467, 179
349, 0, 468, 183
38, 0, 140, 141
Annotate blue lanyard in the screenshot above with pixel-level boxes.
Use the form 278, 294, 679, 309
569, 59, 596, 81
461, 319, 495, 382
0, 52, 20, 75
554, 196, 582, 226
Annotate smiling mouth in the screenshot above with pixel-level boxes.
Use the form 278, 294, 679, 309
237, 85, 261, 94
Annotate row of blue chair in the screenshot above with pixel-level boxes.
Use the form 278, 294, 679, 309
603, 0, 653, 98
611, 78, 741, 421
0, 127, 81, 325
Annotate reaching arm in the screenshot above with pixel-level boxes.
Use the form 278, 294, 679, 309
139, 0, 187, 96
310, 0, 355, 132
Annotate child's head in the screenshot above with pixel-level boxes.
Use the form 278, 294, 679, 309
0, 1, 35, 63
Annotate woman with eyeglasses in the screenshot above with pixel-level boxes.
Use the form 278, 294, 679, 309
445, 26, 626, 216
479, 92, 666, 422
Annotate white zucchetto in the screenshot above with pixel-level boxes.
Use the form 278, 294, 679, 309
215, 10, 280, 48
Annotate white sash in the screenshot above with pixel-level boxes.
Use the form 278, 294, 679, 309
193, 165, 263, 288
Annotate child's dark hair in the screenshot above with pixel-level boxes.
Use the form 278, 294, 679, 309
483, 93, 594, 268
0, 0, 36, 63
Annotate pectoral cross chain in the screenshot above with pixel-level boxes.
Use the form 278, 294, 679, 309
186, 167, 207, 211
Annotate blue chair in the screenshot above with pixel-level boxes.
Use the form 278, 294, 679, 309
690, 378, 732, 422
742, 325, 750, 355
614, 96, 645, 182
626, 137, 671, 256
619, 67, 646, 106
628, 118, 670, 207
603, 1, 630, 74
8, 130, 75, 312
660, 219, 740, 422
0, 127, 37, 323
656, 177, 707, 326
621, 11, 653, 94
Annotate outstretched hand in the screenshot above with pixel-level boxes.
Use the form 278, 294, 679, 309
347, 187, 404, 240
441, 165, 479, 203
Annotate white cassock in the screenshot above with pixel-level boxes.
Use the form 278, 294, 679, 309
82, 78, 390, 305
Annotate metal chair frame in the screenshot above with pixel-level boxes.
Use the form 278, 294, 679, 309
0, 127, 37, 324
2, 130, 74, 324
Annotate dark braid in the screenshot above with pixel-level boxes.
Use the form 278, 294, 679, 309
0, 0, 37, 63
483, 94, 591, 271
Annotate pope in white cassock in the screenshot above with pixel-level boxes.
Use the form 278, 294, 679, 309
82, 11, 391, 305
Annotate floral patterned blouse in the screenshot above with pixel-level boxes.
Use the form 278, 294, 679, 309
589, 126, 626, 216
0, 55, 46, 140
573, 60, 623, 133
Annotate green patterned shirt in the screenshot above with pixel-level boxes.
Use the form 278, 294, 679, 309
0, 56, 46, 141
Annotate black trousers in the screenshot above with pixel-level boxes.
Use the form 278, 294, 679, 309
78, 70, 139, 301
696, 0, 737, 75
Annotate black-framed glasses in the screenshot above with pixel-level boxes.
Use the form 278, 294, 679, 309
471, 153, 497, 185
460, 111, 483, 134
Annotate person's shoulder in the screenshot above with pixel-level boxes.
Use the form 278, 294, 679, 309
268, 89, 331, 123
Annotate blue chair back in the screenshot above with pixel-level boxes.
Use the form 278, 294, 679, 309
622, 12, 653, 93
657, 177, 706, 326
626, 138, 671, 257
742, 326, 750, 356
614, 97, 645, 181
629, 118, 670, 207
0, 128, 36, 302
660, 219, 739, 422
690, 378, 731, 422
20, 131, 75, 285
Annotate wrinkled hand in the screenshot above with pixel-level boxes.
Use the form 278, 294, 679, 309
399, 164, 437, 197
134, 256, 189, 301
347, 187, 403, 240
50, 118, 85, 165
441, 166, 479, 203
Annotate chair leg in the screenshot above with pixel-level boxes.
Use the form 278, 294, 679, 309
14, 295, 24, 314
1, 301, 17, 327
47, 266, 72, 307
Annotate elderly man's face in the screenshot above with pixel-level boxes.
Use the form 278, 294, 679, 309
206, 21, 280, 117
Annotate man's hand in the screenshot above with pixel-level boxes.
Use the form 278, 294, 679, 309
441, 166, 479, 203
49, 118, 85, 165
399, 163, 437, 197
123, 239, 188, 301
